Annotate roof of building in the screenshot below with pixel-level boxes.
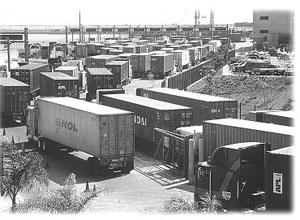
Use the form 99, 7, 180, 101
86, 68, 113, 75
0, 77, 29, 87
41, 72, 78, 80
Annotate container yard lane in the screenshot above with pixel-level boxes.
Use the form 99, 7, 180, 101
39, 146, 192, 213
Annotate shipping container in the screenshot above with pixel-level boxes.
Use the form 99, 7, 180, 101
66, 59, 84, 71
189, 40, 202, 47
109, 45, 124, 51
197, 45, 209, 61
10, 63, 49, 95
0, 78, 30, 126
188, 47, 199, 65
146, 43, 158, 52
161, 48, 174, 53
109, 49, 123, 55
54, 66, 79, 79
137, 87, 237, 125
203, 118, 294, 160
132, 53, 152, 78
104, 40, 117, 47
181, 44, 193, 50
105, 60, 130, 87
100, 47, 113, 55
171, 50, 190, 68
135, 40, 150, 45
102, 94, 193, 144
266, 146, 293, 211
86, 68, 114, 99
35, 97, 134, 173
123, 45, 136, 53
135, 45, 147, 54
263, 111, 294, 126
208, 40, 222, 52
150, 54, 174, 79
202, 38, 211, 45
96, 88, 125, 104
40, 72, 79, 99
153, 45, 164, 51
41, 45, 49, 59
85, 55, 117, 68
86, 43, 97, 54
76, 43, 87, 58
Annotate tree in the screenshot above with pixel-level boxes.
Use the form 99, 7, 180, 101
0, 141, 48, 209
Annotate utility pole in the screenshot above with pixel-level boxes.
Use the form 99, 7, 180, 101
24, 28, 29, 62
6, 38, 11, 72
65, 26, 68, 44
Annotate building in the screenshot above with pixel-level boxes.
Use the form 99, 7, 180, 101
253, 10, 294, 50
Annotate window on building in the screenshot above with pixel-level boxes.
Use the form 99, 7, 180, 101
260, 16, 269, 20
260, 30, 269, 34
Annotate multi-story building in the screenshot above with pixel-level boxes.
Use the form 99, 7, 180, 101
253, 10, 294, 50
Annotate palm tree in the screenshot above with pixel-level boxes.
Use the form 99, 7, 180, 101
0, 141, 48, 210
196, 192, 222, 213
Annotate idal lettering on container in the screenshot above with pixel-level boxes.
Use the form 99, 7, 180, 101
134, 115, 147, 126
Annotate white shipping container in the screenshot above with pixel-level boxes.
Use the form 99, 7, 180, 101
171, 50, 189, 67
37, 97, 134, 158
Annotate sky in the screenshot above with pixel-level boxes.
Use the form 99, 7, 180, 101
0, 0, 296, 26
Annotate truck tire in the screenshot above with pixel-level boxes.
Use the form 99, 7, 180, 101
121, 161, 134, 174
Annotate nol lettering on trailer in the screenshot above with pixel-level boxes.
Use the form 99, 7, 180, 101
55, 118, 78, 132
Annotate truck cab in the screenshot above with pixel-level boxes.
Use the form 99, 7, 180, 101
194, 142, 269, 210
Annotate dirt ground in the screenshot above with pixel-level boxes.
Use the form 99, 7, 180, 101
188, 72, 293, 119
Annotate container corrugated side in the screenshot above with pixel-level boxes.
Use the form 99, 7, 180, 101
203, 118, 294, 160
138, 88, 238, 125
37, 97, 134, 158
263, 111, 293, 126
266, 147, 293, 211
102, 94, 193, 143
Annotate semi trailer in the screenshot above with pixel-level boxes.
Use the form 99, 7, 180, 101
26, 97, 135, 175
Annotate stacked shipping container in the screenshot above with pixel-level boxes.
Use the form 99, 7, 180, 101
137, 88, 237, 125
102, 94, 193, 144
40, 72, 79, 99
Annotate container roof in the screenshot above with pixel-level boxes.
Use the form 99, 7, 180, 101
204, 118, 294, 136
0, 77, 29, 87
55, 66, 78, 71
176, 125, 203, 136
38, 97, 133, 116
269, 146, 294, 156
103, 94, 192, 111
87, 55, 117, 60
0, 126, 28, 144
106, 60, 128, 65
41, 72, 78, 80
221, 142, 265, 150
265, 110, 294, 118
11, 63, 48, 70
86, 68, 113, 75
145, 88, 235, 102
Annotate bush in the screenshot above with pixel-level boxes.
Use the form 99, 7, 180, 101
15, 173, 97, 213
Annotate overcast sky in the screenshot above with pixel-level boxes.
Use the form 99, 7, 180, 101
0, 0, 296, 26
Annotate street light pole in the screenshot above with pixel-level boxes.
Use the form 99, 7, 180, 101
6, 38, 11, 72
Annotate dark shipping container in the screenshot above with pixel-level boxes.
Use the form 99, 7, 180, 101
86, 68, 114, 99
85, 55, 117, 68
135, 45, 147, 54
266, 147, 294, 211
10, 63, 49, 94
123, 45, 136, 53
54, 66, 79, 79
137, 88, 237, 125
203, 118, 294, 160
105, 60, 129, 87
132, 53, 152, 77
150, 54, 174, 78
263, 111, 293, 127
76, 43, 87, 58
96, 88, 125, 104
41, 45, 49, 59
40, 72, 79, 99
102, 94, 193, 144
0, 78, 30, 126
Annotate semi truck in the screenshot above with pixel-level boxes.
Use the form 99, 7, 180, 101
194, 142, 269, 210
26, 97, 135, 175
